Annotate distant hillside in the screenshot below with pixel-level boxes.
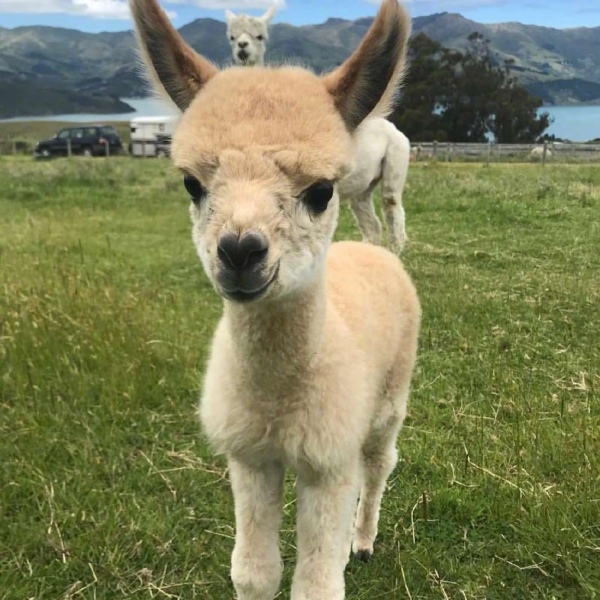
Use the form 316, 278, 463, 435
413, 13, 600, 91
0, 73, 133, 119
526, 78, 600, 105
0, 12, 599, 118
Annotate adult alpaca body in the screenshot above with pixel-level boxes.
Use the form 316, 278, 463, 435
340, 118, 410, 254
225, 6, 411, 253
129, 1, 421, 599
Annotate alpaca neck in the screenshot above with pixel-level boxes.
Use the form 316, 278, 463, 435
223, 271, 327, 374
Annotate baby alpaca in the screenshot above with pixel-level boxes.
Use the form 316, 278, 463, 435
129, 1, 420, 599
226, 6, 277, 66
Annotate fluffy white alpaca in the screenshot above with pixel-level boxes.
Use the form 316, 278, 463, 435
224, 6, 411, 254
340, 117, 411, 254
226, 6, 277, 66
129, 1, 420, 599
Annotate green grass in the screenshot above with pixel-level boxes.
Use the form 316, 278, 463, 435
1, 157, 599, 599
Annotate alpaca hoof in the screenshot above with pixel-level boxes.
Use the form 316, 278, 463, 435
354, 549, 373, 563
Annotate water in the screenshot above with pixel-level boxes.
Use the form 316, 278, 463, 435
2, 97, 600, 142
0, 97, 179, 124
538, 105, 600, 142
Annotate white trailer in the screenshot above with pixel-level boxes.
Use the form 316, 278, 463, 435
129, 116, 177, 157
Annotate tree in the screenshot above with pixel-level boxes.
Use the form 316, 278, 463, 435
388, 33, 460, 141
488, 60, 552, 143
390, 32, 552, 143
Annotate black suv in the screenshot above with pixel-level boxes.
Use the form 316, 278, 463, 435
34, 125, 123, 158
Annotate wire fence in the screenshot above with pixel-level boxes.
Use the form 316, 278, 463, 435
3, 137, 600, 164
411, 141, 600, 164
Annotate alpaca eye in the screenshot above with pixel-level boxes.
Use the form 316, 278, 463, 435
302, 180, 334, 215
184, 174, 207, 204
256, 34, 264, 41
230, 35, 235, 41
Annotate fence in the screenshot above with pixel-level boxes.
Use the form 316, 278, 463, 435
0, 139, 32, 156
0, 138, 118, 158
3, 137, 600, 163
411, 141, 600, 164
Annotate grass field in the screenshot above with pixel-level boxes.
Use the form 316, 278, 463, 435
1, 157, 599, 599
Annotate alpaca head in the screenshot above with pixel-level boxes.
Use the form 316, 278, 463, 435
129, 0, 410, 304
225, 7, 276, 66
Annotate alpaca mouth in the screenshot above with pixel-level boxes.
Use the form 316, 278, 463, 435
221, 263, 280, 304
237, 50, 250, 63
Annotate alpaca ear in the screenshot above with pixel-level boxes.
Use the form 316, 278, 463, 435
129, 0, 218, 112
260, 5, 277, 24
322, 0, 411, 131
225, 9, 236, 24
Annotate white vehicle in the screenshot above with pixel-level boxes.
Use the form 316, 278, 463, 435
129, 116, 177, 157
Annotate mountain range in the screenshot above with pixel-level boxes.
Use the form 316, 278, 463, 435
1, 12, 599, 119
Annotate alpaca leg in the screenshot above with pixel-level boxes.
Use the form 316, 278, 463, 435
352, 391, 408, 559
291, 465, 360, 600
229, 458, 285, 600
381, 135, 409, 254
349, 192, 383, 246
381, 195, 407, 255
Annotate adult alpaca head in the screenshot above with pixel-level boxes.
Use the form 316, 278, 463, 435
225, 5, 277, 66
129, 0, 410, 303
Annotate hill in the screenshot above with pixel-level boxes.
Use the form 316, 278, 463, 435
0, 13, 599, 118
413, 13, 600, 102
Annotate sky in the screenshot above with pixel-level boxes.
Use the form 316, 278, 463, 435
0, 0, 599, 32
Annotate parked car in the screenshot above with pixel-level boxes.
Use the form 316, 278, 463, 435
34, 125, 123, 158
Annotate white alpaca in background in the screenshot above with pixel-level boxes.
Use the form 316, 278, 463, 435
225, 5, 411, 254
341, 118, 410, 254
226, 6, 277, 66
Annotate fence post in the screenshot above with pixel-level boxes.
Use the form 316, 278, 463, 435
105, 141, 110, 158
542, 141, 548, 166
12, 141, 17, 155
486, 141, 492, 165
432, 140, 437, 159
445, 142, 451, 162
67, 138, 72, 158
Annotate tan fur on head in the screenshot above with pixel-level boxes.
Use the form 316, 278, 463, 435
172, 66, 350, 300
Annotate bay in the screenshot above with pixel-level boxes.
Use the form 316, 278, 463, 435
2, 97, 600, 143
0, 97, 178, 124
538, 105, 600, 142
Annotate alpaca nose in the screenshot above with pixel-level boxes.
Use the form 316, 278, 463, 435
238, 41, 249, 49
217, 232, 268, 271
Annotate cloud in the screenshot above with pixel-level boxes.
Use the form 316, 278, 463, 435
0, 0, 131, 19
170, 0, 283, 7
0, 0, 281, 19
364, 0, 510, 6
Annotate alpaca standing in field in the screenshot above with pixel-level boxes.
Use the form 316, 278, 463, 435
340, 119, 411, 254
225, 5, 411, 254
129, 1, 420, 599
226, 6, 277, 66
